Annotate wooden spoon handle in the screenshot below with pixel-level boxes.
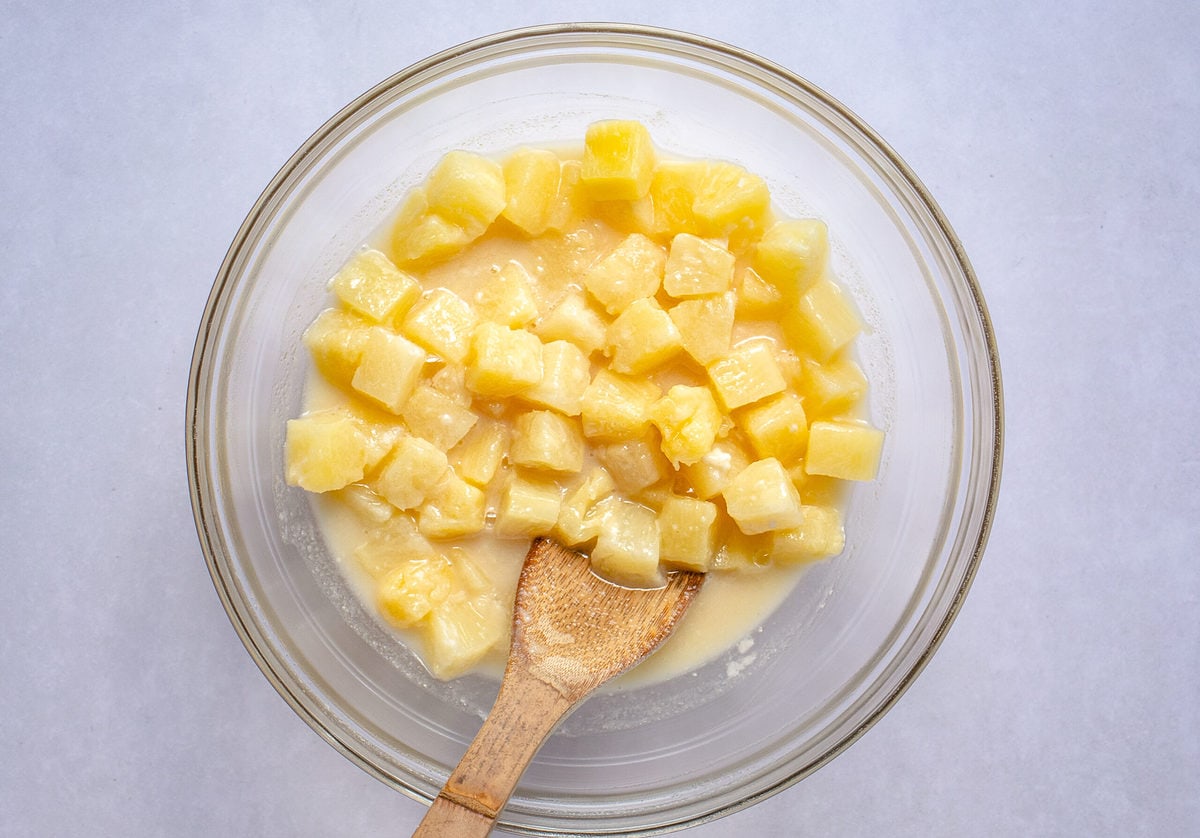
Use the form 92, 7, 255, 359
412, 670, 574, 838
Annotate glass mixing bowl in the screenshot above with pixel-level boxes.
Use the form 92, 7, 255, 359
187, 23, 1002, 835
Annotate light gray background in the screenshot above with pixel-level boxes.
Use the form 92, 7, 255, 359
2, 1, 1196, 835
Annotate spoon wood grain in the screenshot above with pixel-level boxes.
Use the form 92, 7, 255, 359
412, 536, 705, 838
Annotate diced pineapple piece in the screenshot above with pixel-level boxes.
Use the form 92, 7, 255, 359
648, 384, 723, 467
450, 418, 508, 486
350, 327, 427, 413
302, 308, 373, 386
376, 553, 455, 627
782, 277, 863, 362
473, 261, 540, 327
679, 436, 753, 500
546, 159, 589, 233
554, 467, 617, 546
401, 383, 478, 451
400, 288, 478, 364
337, 483, 395, 525
532, 291, 608, 356
519, 340, 590, 416
722, 457, 805, 535
418, 471, 487, 539
805, 421, 884, 481
590, 497, 663, 588
662, 233, 736, 298
510, 410, 585, 474
595, 435, 673, 494
737, 391, 809, 465
706, 339, 787, 410
285, 411, 371, 493
753, 219, 829, 298
464, 322, 544, 398
375, 436, 449, 510
690, 161, 771, 237
799, 356, 868, 417
425, 150, 507, 237
772, 506, 845, 563
579, 369, 661, 440
428, 363, 471, 406
328, 249, 421, 324
734, 266, 784, 317
668, 291, 736, 366
773, 346, 805, 391
494, 473, 563, 538
353, 512, 437, 580
580, 120, 656, 201
605, 298, 682, 375
391, 188, 471, 266
640, 161, 703, 238
424, 590, 507, 679
502, 147, 561, 235
582, 233, 666, 315
657, 495, 717, 572
711, 524, 773, 572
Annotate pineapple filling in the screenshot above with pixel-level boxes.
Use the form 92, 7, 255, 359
285, 121, 884, 682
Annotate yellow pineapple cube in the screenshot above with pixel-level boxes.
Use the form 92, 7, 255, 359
449, 418, 508, 486
595, 435, 673, 494
639, 161, 703, 238
376, 553, 455, 627
400, 288, 478, 364
706, 339, 787, 410
501, 146, 561, 235
799, 356, 868, 417
772, 506, 845, 563
390, 188, 471, 266
353, 513, 437, 580
428, 363, 471, 406
510, 410, 585, 474
782, 278, 863, 362
805, 421, 884, 481
605, 298, 682, 375
668, 291, 736, 366
424, 589, 507, 679
753, 219, 829, 298
328, 249, 421, 324
303, 308, 373, 386
657, 496, 717, 571
375, 435, 449, 510
662, 233, 735, 298
425, 150, 507, 237
464, 322, 544, 398
401, 383, 479, 451
519, 339, 591, 416
734, 266, 784, 317
690, 161, 771, 237
680, 435, 752, 500
581, 119, 656, 201
579, 369, 661, 440
285, 411, 371, 493
649, 384, 723, 467
533, 291, 608, 356
350, 327, 427, 413
737, 391, 809, 465
590, 497, 662, 588
554, 467, 617, 546
473, 261, 540, 327
583, 233, 666, 315
336, 483, 395, 525
722, 457, 805, 534
418, 471, 487, 539
545, 159, 590, 233
711, 524, 773, 572
494, 473, 562, 538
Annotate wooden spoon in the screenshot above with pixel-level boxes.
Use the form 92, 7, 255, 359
412, 536, 705, 837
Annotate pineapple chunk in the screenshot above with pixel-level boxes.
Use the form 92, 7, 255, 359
722, 457, 805, 535
595, 435, 673, 494
473, 261, 540, 327
424, 590, 507, 679
401, 383, 478, 451
737, 391, 809, 465
590, 497, 662, 588
502, 147, 561, 235
734, 266, 784, 317
581, 120, 656, 201
711, 523, 773, 572
706, 339, 787, 410
336, 483, 396, 525
464, 322, 544, 398
690, 161, 771, 237
546, 158, 589, 233
495, 473, 563, 538
328, 249, 420, 324
390, 187, 472, 266
772, 506, 845, 563
353, 513, 437, 580
532, 291, 608, 357
805, 421, 884, 481
680, 435, 752, 500
303, 308, 373, 386
782, 277, 863, 362
519, 339, 591, 416
579, 369, 661, 440
639, 161, 703, 238
668, 291, 736, 365
555, 467, 617, 546
285, 411, 371, 493
510, 411, 585, 474
376, 553, 455, 627
418, 471, 487, 539
428, 363, 471, 406
799, 356, 868, 417
425, 150, 507, 237
648, 384, 723, 467
375, 436, 449, 510
753, 219, 829, 298
605, 298, 682, 375
657, 495, 717, 572
662, 233, 736, 298
350, 327, 427, 413
450, 418, 508, 486
400, 288, 478, 364
583, 233, 666, 315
